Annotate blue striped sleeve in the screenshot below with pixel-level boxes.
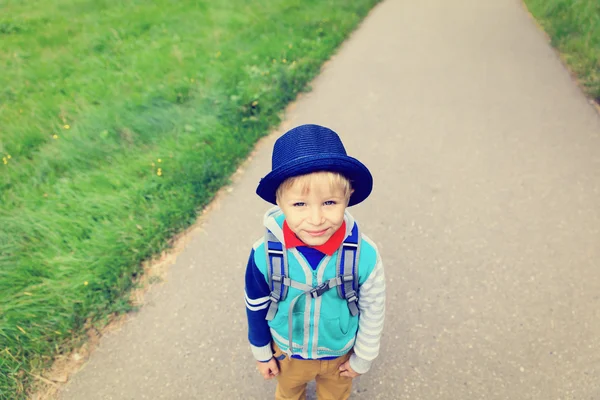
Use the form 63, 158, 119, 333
244, 249, 273, 361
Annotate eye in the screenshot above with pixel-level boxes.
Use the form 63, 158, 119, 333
324, 200, 336, 206
293, 202, 305, 207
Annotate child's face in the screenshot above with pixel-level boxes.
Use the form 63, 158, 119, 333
277, 177, 348, 246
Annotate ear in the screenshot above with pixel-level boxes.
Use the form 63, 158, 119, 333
347, 189, 355, 205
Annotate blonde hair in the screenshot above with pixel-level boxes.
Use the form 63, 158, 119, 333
276, 171, 352, 202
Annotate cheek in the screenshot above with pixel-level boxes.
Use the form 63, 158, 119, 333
287, 219, 302, 231
283, 211, 304, 229
336, 205, 347, 219
326, 208, 346, 225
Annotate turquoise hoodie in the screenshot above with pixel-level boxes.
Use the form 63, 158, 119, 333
252, 207, 380, 359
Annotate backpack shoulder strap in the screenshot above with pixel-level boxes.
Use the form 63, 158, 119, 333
335, 223, 361, 316
265, 229, 289, 321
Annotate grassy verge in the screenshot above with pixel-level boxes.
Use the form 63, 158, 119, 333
524, 0, 600, 102
0, 0, 380, 397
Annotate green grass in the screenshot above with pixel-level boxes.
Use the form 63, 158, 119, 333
524, 0, 600, 101
0, 0, 380, 397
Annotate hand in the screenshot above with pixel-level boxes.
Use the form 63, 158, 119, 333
338, 360, 361, 378
256, 358, 279, 380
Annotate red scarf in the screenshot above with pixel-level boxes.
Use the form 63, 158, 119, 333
282, 220, 346, 256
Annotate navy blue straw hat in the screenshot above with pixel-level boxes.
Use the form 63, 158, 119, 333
256, 124, 373, 206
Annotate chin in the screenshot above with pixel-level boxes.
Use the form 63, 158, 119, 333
301, 236, 330, 247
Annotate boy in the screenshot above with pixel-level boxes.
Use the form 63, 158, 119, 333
245, 124, 385, 399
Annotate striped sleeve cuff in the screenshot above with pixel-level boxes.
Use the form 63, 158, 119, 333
251, 343, 273, 362
349, 353, 373, 374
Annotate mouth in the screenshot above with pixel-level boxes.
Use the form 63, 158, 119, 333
306, 229, 329, 237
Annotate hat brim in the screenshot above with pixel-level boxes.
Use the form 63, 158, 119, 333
256, 154, 373, 206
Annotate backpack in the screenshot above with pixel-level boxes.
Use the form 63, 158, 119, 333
264, 223, 361, 324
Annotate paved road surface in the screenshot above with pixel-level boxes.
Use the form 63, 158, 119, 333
60, 0, 600, 398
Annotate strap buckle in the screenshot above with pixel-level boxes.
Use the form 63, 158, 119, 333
269, 291, 281, 302
345, 290, 358, 303
310, 282, 330, 298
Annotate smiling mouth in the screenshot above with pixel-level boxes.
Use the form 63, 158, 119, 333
306, 229, 329, 237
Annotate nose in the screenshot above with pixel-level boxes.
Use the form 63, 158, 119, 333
309, 206, 324, 225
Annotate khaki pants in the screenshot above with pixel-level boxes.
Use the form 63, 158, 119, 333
272, 342, 353, 400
